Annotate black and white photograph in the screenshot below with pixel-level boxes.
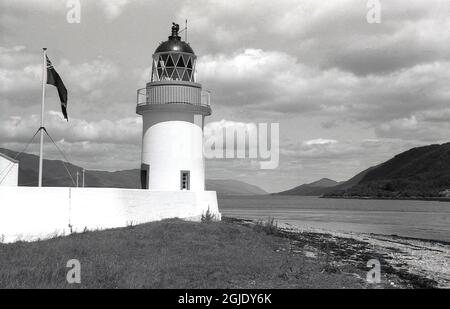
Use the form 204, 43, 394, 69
0, 0, 449, 294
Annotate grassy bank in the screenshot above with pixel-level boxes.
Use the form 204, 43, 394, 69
0, 217, 439, 288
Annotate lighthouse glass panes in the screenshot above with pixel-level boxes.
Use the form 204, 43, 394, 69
152, 53, 196, 82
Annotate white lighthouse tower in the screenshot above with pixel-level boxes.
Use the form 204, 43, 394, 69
136, 23, 219, 220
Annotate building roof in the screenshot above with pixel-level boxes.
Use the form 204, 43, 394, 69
155, 23, 195, 54
155, 38, 194, 54
0, 152, 18, 163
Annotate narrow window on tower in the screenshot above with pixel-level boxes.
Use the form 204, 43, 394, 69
180, 170, 190, 190
141, 163, 150, 189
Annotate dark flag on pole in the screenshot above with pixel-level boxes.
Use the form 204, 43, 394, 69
46, 56, 68, 120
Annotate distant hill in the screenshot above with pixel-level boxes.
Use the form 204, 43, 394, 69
0, 148, 267, 195
324, 143, 450, 198
206, 179, 267, 196
276, 178, 341, 196
321, 165, 378, 193
277, 143, 450, 198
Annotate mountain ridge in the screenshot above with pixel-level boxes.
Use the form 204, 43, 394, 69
277, 142, 450, 198
0, 148, 267, 196
325, 143, 450, 198
276, 178, 341, 196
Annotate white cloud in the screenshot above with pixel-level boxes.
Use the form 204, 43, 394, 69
199, 48, 450, 126
179, 0, 450, 73
379, 116, 418, 132
99, 0, 130, 20
0, 45, 121, 111
0, 111, 141, 145
1, 0, 132, 20
421, 109, 450, 123
59, 59, 120, 92
198, 48, 358, 112
375, 115, 450, 142
204, 119, 257, 138
0, 46, 40, 93
303, 138, 338, 146
0, 64, 40, 93
199, 49, 293, 81
2, 0, 450, 189
0, 0, 65, 12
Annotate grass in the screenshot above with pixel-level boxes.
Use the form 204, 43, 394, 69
0, 217, 382, 289
253, 217, 279, 235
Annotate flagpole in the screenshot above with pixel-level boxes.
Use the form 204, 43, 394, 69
38, 48, 47, 187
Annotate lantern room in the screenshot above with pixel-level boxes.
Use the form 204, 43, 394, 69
151, 23, 196, 82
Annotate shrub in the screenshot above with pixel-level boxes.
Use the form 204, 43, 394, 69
253, 217, 279, 235
201, 207, 216, 223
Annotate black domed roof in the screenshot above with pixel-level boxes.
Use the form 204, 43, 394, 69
155, 23, 195, 54
155, 38, 194, 54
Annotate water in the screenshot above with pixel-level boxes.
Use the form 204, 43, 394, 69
218, 195, 450, 242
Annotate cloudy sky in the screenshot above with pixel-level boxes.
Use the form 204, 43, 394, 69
1, 0, 449, 192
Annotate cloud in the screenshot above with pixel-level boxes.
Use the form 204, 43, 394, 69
204, 119, 259, 156
2, 0, 450, 190
1, 0, 133, 20
303, 138, 338, 146
0, 110, 143, 171
0, 45, 121, 113
0, 45, 41, 94
59, 59, 120, 92
421, 109, 450, 123
197, 48, 356, 113
0, 111, 141, 145
0, 63, 41, 94
296, 139, 359, 159
179, 0, 450, 75
98, 0, 130, 20
0, 0, 66, 12
204, 119, 257, 137
375, 114, 450, 142
199, 48, 450, 127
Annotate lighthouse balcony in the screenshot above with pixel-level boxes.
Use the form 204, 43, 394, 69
137, 81, 210, 106
136, 81, 211, 115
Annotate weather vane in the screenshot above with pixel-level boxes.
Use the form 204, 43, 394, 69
171, 22, 180, 37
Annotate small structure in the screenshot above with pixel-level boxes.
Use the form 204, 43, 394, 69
0, 153, 18, 187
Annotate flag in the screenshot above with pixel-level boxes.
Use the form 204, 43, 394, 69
46, 56, 68, 120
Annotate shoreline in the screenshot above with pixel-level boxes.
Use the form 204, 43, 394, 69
226, 217, 450, 289
320, 196, 450, 202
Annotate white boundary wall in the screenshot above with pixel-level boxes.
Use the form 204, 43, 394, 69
0, 187, 220, 243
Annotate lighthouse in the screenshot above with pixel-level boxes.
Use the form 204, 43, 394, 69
137, 23, 212, 193
0, 23, 220, 243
